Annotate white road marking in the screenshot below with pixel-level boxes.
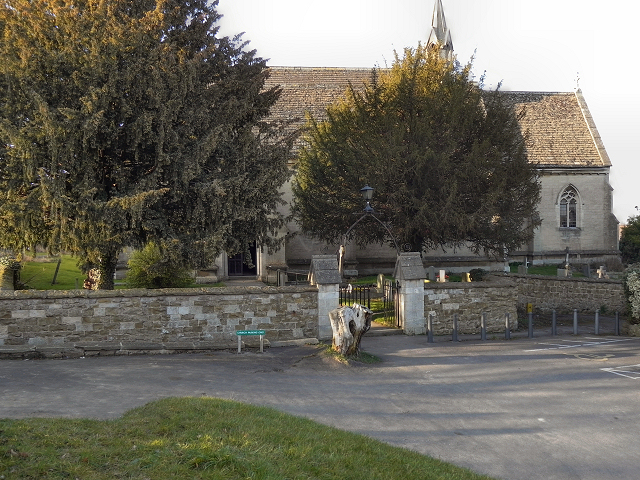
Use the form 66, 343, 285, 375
525, 338, 636, 352
601, 364, 640, 380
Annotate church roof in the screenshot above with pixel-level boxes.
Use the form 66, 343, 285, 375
264, 67, 611, 168
502, 90, 610, 168
265, 67, 371, 125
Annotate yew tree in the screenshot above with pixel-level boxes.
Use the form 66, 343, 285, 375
0, 0, 293, 288
292, 45, 541, 257
620, 215, 640, 265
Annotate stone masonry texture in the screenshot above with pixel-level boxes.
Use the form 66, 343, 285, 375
424, 282, 518, 335
0, 286, 318, 356
509, 274, 625, 314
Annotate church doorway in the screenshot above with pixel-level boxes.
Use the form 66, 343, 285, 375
227, 243, 257, 277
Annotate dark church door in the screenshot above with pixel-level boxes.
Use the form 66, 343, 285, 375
228, 243, 257, 276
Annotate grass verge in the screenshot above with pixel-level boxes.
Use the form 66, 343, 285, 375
0, 397, 494, 480
19, 255, 84, 290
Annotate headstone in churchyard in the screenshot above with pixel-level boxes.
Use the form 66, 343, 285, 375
462, 272, 471, 282
557, 268, 569, 277
596, 266, 609, 279
377, 273, 385, 289
517, 264, 528, 274
428, 266, 436, 281
582, 264, 591, 278
437, 269, 446, 282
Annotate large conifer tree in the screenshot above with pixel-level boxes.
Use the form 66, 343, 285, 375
293, 45, 540, 257
0, 0, 293, 288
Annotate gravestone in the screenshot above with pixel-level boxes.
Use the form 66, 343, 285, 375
428, 266, 436, 281
582, 264, 591, 278
596, 266, 609, 279
437, 269, 446, 282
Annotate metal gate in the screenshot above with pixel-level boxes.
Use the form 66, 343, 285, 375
339, 285, 371, 309
382, 280, 400, 327
339, 281, 399, 326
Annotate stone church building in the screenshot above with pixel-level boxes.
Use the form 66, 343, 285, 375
214, 0, 619, 281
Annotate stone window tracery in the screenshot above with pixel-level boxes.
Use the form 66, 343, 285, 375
560, 186, 578, 228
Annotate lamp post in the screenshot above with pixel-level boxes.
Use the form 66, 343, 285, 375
339, 185, 400, 278
360, 184, 374, 213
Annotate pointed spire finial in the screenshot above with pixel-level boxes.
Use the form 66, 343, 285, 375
427, 0, 454, 61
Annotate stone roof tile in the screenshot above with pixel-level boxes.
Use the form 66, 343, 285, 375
265, 67, 610, 168
502, 91, 609, 167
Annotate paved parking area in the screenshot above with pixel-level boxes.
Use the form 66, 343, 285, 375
1, 334, 639, 480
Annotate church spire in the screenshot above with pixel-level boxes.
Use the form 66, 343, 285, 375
427, 0, 454, 61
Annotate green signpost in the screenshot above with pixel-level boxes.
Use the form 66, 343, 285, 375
236, 330, 266, 353
236, 330, 266, 336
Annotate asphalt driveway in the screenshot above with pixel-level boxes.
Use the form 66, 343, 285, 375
1, 334, 639, 480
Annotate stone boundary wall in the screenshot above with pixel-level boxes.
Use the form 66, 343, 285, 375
0, 286, 318, 358
424, 282, 518, 335
507, 274, 625, 314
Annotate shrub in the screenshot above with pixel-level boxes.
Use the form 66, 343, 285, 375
468, 268, 487, 281
0, 256, 22, 289
622, 263, 640, 324
620, 215, 640, 265
126, 242, 193, 289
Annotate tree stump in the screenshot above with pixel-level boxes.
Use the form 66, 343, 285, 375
328, 304, 372, 356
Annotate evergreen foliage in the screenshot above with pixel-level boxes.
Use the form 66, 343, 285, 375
0, 0, 294, 289
292, 45, 541, 257
622, 263, 640, 324
125, 241, 192, 289
619, 215, 640, 265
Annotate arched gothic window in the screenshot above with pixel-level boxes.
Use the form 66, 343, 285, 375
559, 186, 578, 228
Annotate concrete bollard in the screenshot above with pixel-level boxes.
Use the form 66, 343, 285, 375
505, 313, 511, 340
452, 314, 459, 342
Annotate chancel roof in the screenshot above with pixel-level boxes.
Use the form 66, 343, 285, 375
265, 67, 610, 168
502, 91, 610, 167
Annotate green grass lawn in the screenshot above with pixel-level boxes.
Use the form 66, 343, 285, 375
19, 255, 85, 290
0, 397, 495, 480
18, 255, 212, 290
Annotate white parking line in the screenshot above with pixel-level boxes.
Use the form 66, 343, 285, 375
601, 364, 640, 380
525, 338, 636, 352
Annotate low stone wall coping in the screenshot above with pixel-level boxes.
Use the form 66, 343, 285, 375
423, 279, 514, 289
0, 285, 317, 301
505, 273, 622, 285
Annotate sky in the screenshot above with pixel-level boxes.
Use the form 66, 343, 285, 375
217, 0, 639, 224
